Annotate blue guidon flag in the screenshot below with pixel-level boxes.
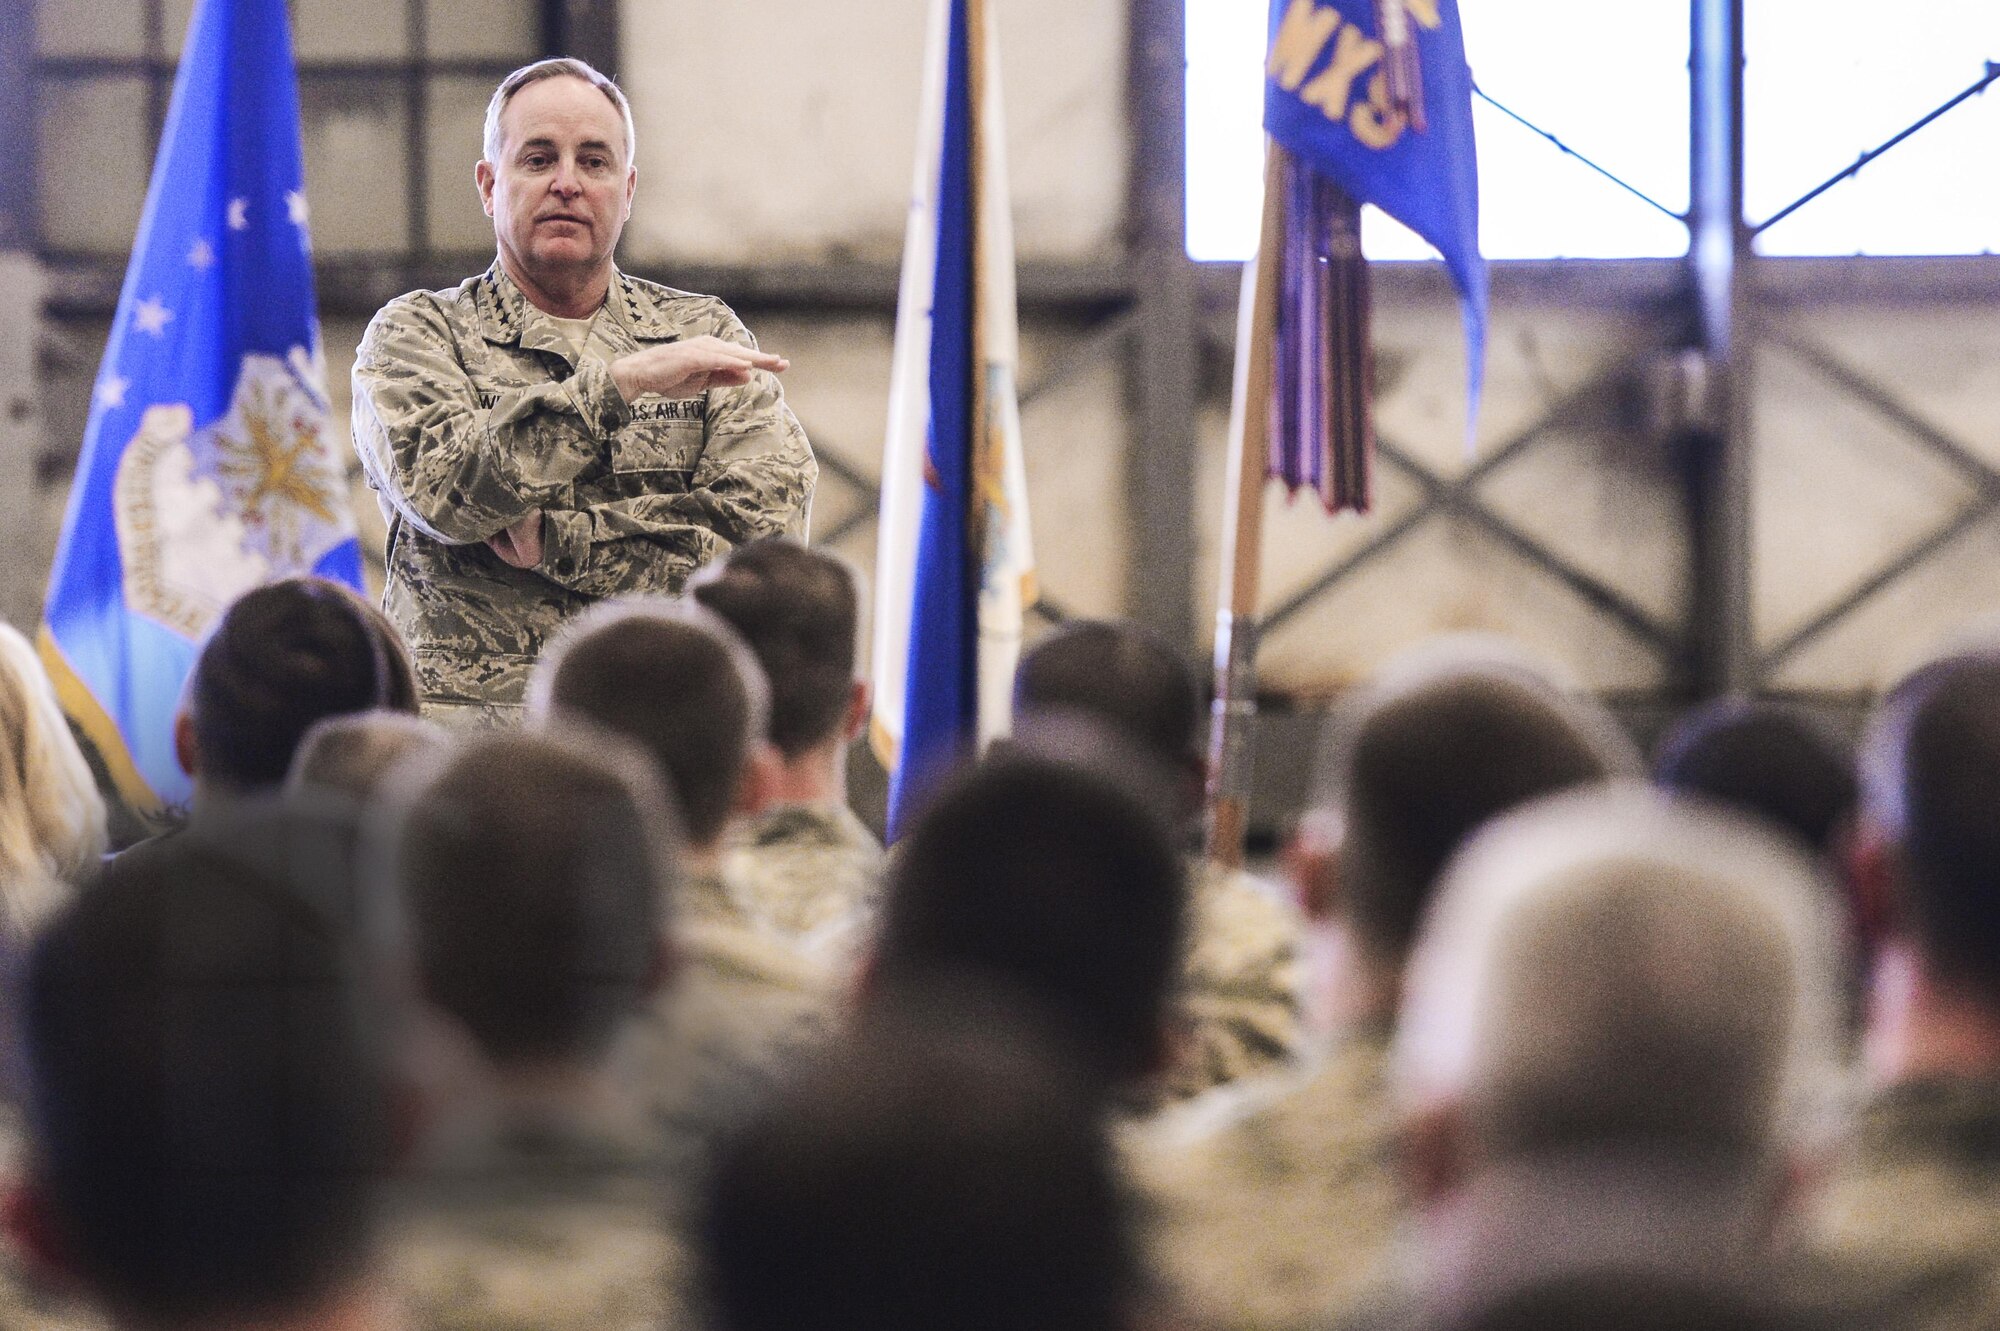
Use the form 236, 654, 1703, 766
1260, 0, 1485, 509
872, 0, 1036, 841
39, 0, 361, 813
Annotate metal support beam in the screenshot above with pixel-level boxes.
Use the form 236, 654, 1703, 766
1686, 0, 1753, 694
0, 0, 43, 629
1127, 0, 1200, 651
545, 0, 620, 78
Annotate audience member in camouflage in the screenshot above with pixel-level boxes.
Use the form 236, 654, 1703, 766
1800, 652, 2000, 1330
691, 540, 883, 955
1132, 646, 1635, 1330
1011, 619, 1308, 1102
351, 59, 813, 720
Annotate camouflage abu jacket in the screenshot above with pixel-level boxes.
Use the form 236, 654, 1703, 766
351, 263, 816, 713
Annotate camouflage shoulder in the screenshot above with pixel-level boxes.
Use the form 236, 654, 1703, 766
616, 271, 755, 343
359, 277, 484, 352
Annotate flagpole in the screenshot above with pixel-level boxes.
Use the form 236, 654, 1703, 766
1206, 141, 1287, 868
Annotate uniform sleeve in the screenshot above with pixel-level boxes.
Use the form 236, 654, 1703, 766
532, 309, 817, 598
350, 294, 632, 545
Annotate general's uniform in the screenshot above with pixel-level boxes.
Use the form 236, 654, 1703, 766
351, 263, 815, 721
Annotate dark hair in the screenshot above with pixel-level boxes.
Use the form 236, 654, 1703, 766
188, 578, 391, 791
395, 729, 677, 1065
873, 753, 1185, 1089
1013, 619, 1201, 770
1334, 672, 1619, 958
1655, 699, 1856, 857
286, 710, 446, 802
1454, 1271, 1806, 1331
702, 986, 1134, 1331
690, 539, 859, 758
536, 603, 767, 848
22, 839, 390, 1324
1868, 653, 2000, 1003
352, 596, 421, 714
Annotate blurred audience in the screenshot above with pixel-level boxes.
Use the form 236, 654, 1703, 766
1654, 698, 1858, 860
529, 599, 833, 1185
10, 834, 395, 1331
1013, 618, 1305, 1102
1132, 647, 1635, 1330
0, 624, 102, 930
1805, 650, 2000, 1328
1375, 785, 1841, 1330
702, 981, 1140, 1331
867, 747, 1188, 1104
690, 539, 882, 958
383, 728, 687, 1331
286, 710, 447, 804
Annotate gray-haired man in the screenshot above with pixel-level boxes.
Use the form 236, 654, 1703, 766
352, 58, 816, 725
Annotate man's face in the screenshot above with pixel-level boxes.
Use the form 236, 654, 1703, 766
476, 75, 635, 291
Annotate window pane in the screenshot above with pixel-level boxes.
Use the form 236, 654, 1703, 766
425, 76, 495, 252
295, 0, 408, 60
424, 0, 537, 60
1747, 0, 2000, 256
37, 76, 150, 253
300, 77, 411, 253
35, 0, 146, 56
1185, 0, 1692, 261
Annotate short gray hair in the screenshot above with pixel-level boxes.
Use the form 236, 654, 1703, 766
1395, 783, 1842, 1167
482, 57, 636, 166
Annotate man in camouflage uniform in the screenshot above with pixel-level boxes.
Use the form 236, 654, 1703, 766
351, 57, 814, 723
1802, 651, 2000, 1330
1128, 649, 1635, 1331
690, 539, 884, 963
384, 730, 690, 1331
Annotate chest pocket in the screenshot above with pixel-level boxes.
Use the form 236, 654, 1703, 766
612, 394, 706, 475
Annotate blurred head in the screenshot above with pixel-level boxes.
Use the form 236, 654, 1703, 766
688, 539, 864, 759
530, 599, 771, 850
350, 597, 421, 715
702, 982, 1134, 1331
1655, 699, 1856, 859
0, 623, 105, 898
1396, 785, 1840, 1182
1856, 651, 2000, 1007
1452, 1271, 1807, 1331
391, 728, 680, 1069
1302, 646, 1638, 964
871, 751, 1186, 1091
286, 711, 447, 804
180, 578, 393, 796
1013, 620, 1202, 786
19, 838, 391, 1325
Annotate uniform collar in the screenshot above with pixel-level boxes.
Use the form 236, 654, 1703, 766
475, 261, 682, 352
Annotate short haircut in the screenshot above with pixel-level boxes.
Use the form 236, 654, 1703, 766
22, 838, 390, 1324
1654, 699, 1856, 858
286, 710, 448, 803
352, 596, 421, 715
1858, 651, 2000, 1003
529, 600, 769, 848
689, 539, 860, 758
702, 984, 1133, 1331
392, 728, 679, 1067
1396, 785, 1840, 1169
872, 752, 1186, 1089
1315, 651, 1636, 960
483, 56, 636, 165
188, 578, 391, 792
1013, 619, 1201, 770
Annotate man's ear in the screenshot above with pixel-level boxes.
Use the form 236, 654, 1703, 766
475, 159, 497, 218
172, 710, 200, 780
645, 934, 678, 998
734, 742, 783, 819
1286, 810, 1343, 922
2, 1177, 81, 1291
1399, 1101, 1471, 1207
1845, 817, 1901, 957
623, 164, 637, 219
841, 679, 872, 743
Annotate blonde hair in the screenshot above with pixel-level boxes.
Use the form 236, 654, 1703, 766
0, 625, 106, 917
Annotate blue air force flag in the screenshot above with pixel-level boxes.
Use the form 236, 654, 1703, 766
873, 0, 1036, 841
1265, 0, 1486, 413
39, 0, 360, 812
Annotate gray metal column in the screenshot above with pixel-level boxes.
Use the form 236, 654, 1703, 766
1127, 0, 1201, 651
547, 0, 621, 78
1686, 0, 1753, 694
0, 0, 46, 631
